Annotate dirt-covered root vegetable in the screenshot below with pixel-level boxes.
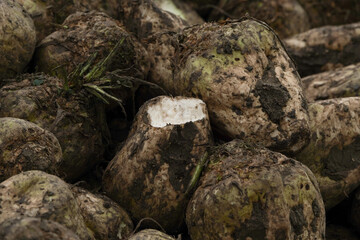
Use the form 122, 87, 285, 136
153, 0, 204, 26
0, 74, 105, 181
207, 0, 310, 39
103, 96, 213, 233
35, 11, 150, 80
148, 18, 310, 154
302, 62, 360, 102
71, 186, 133, 240
296, 0, 360, 28
15, 0, 121, 43
295, 97, 360, 209
118, 0, 188, 39
350, 188, 360, 234
128, 229, 175, 240
0, 171, 94, 240
186, 140, 325, 240
0, 217, 80, 240
284, 22, 360, 77
0, 0, 36, 80
0, 117, 62, 182
146, 32, 178, 96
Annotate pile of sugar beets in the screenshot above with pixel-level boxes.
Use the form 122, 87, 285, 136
0, 0, 360, 239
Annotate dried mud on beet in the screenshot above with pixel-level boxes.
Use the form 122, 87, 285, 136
118, 0, 188, 39
285, 22, 360, 77
103, 96, 213, 234
295, 97, 360, 209
0, 171, 94, 239
207, 0, 310, 38
128, 229, 175, 240
71, 186, 133, 240
297, 0, 360, 28
1, 0, 360, 239
0, 0, 36, 80
0, 117, 62, 182
302, 62, 360, 102
186, 140, 325, 240
35, 11, 150, 81
147, 18, 310, 154
0, 74, 105, 181
15, 0, 121, 43
0, 217, 81, 240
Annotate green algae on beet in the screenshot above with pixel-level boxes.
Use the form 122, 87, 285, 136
147, 18, 310, 154
186, 140, 325, 240
0, 171, 95, 239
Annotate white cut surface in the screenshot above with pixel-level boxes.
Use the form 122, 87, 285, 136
147, 97, 206, 128
154, 0, 186, 20
285, 38, 306, 48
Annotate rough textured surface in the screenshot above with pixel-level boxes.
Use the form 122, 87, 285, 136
146, 32, 178, 97
0, 171, 94, 240
186, 140, 325, 240
128, 229, 175, 240
0, 0, 36, 79
0, 217, 80, 240
0, 74, 105, 181
147, 18, 310, 154
154, 0, 204, 26
208, 0, 310, 38
35, 11, 150, 80
0, 117, 62, 182
295, 97, 360, 209
71, 186, 133, 240
302, 62, 360, 102
350, 188, 360, 234
118, 0, 188, 39
103, 96, 213, 234
15, 0, 121, 43
284, 22, 360, 77
297, 0, 360, 28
